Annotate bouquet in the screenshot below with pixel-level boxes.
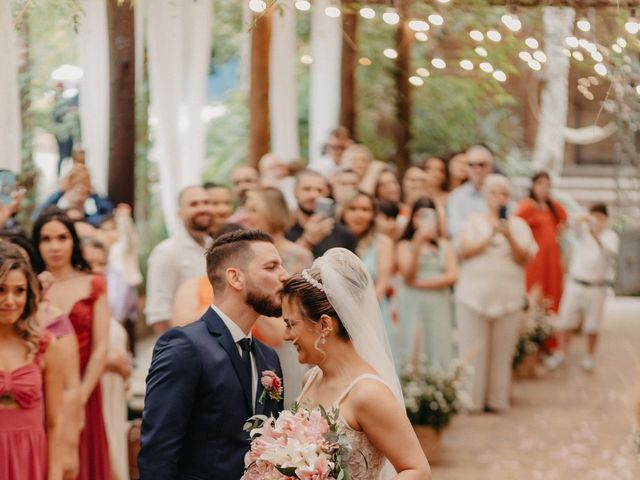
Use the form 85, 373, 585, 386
401, 359, 473, 432
513, 306, 554, 370
242, 404, 354, 480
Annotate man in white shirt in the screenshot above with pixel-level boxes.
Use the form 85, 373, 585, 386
145, 185, 214, 334
547, 203, 620, 372
308, 126, 352, 178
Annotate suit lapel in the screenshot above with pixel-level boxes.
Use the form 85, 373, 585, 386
204, 308, 252, 410
254, 343, 267, 415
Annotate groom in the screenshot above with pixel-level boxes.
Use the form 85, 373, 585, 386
138, 230, 288, 480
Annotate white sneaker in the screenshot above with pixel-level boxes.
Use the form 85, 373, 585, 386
580, 356, 595, 373
545, 352, 565, 370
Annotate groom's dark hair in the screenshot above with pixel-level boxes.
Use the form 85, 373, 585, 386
206, 229, 274, 292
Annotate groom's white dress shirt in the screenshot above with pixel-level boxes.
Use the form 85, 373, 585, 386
211, 305, 257, 412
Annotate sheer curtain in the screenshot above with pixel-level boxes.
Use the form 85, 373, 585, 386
78, 0, 110, 195
309, 0, 342, 165
145, 0, 214, 233
0, 2, 21, 172
270, 0, 300, 162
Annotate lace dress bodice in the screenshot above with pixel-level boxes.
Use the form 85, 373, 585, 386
297, 367, 387, 479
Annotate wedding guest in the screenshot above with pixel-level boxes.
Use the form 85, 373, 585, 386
341, 191, 395, 348
332, 168, 360, 212
285, 169, 357, 258
447, 145, 495, 241
447, 151, 469, 192
34, 164, 113, 227
146, 185, 213, 335
308, 126, 353, 177
203, 182, 233, 237
228, 166, 260, 225
258, 154, 297, 210
546, 204, 619, 372
516, 171, 568, 313
32, 208, 112, 480
374, 169, 402, 204
397, 197, 458, 368
402, 166, 428, 208
423, 156, 449, 235
456, 175, 537, 412
375, 199, 401, 241
0, 242, 65, 480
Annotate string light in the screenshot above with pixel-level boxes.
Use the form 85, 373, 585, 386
415, 32, 429, 42
525, 38, 539, 49
501, 14, 522, 32
431, 58, 446, 69
409, 76, 424, 87
479, 62, 494, 73
436, 0, 451, 3
588, 76, 599, 86
384, 48, 398, 59
475, 47, 488, 57
325, 6, 341, 18
576, 18, 591, 32
625, 18, 639, 34
594, 63, 607, 76
533, 51, 547, 63
591, 51, 603, 62
428, 14, 444, 26
359, 57, 372, 66
565, 36, 579, 48
382, 9, 400, 25
249, 0, 266, 13
469, 30, 484, 41
562, 48, 571, 57
528, 59, 542, 71
294, 0, 311, 11
459, 60, 474, 71
519, 51, 532, 62
612, 44, 623, 53
493, 70, 507, 82
572, 51, 584, 61
416, 67, 430, 77
617, 37, 627, 48
300, 55, 313, 65
408, 20, 430, 32
487, 30, 502, 42
359, 7, 375, 19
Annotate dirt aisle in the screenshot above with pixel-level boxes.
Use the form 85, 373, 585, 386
431, 297, 640, 480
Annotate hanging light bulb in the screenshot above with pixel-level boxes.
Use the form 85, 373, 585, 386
479, 62, 494, 73
382, 8, 400, 25
383, 48, 398, 59
431, 58, 446, 69
294, 0, 311, 11
486, 30, 502, 42
359, 7, 375, 19
409, 76, 424, 87
565, 36, 579, 48
594, 63, 607, 76
528, 59, 542, 71
358, 57, 372, 66
501, 14, 522, 32
519, 51, 532, 62
625, 17, 639, 34
533, 51, 547, 63
475, 46, 488, 57
469, 30, 484, 42
428, 14, 444, 26
612, 44, 623, 54
493, 70, 507, 82
525, 38, 539, 49
591, 51, 603, 62
408, 20, 430, 32
617, 37, 628, 48
415, 32, 429, 42
562, 48, 572, 57
437, 0, 451, 3
459, 59, 474, 71
300, 55, 313, 65
325, 6, 341, 18
576, 18, 591, 32
249, 0, 266, 13
416, 67, 430, 77
572, 51, 584, 61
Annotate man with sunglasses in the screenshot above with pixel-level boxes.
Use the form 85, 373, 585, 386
447, 145, 496, 241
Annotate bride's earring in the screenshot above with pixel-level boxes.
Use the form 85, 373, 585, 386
319, 332, 326, 345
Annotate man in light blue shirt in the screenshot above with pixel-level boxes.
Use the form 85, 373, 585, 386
446, 145, 495, 241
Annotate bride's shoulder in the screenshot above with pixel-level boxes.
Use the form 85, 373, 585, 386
347, 375, 396, 407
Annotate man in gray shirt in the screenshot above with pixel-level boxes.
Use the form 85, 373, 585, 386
145, 185, 214, 334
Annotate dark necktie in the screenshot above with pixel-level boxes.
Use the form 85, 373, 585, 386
238, 338, 253, 403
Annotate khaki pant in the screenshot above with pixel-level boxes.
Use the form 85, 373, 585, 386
456, 303, 522, 412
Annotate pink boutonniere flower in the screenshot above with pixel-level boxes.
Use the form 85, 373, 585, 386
258, 370, 283, 405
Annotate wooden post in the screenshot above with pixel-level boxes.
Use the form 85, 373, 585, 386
107, 0, 136, 207
340, 0, 358, 137
394, 0, 412, 177
249, 10, 272, 168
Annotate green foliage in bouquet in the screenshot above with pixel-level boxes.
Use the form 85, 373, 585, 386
512, 307, 554, 369
401, 360, 473, 432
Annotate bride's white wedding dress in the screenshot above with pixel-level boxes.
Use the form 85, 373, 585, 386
297, 366, 387, 480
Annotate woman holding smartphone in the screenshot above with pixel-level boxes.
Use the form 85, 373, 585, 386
396, 197, 458, 370
456, 175, 537, 412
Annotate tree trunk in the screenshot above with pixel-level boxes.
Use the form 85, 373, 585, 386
249, 11, 272, 168
339, 0, 358, 137
107, 0, 135, 207
394, 0, 412, 177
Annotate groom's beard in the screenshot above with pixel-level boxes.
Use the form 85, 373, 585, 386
246, 287, 283, 318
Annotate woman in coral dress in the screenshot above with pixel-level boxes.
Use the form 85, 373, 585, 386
516, 172, 568, 313
32, 208, 112, 480
0, 242, 64, 480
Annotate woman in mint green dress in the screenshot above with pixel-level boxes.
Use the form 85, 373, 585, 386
396, 197, 458, 369
341, 191, 398, 359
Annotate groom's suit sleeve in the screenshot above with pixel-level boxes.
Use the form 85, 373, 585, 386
138, 329, 201, 480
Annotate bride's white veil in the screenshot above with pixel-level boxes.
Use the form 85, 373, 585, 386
314, 248, 404, 479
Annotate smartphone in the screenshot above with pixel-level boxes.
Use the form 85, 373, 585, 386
0, 170, 16, 206
314, 197, 335, 218
418, 208, 438, 230
498, 205, 508, 220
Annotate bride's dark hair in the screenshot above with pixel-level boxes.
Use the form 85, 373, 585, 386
283, 269, 350, 340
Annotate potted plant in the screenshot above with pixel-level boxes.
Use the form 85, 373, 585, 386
401, 360, 473, 463
513, 306, 554, 379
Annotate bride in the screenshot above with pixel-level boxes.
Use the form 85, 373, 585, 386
282, 248, 431, 480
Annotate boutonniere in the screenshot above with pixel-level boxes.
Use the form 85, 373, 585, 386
258, 370, 283, 405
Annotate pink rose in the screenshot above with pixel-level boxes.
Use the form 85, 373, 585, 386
261, 370, 281, 390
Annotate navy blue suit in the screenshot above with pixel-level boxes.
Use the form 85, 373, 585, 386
138, 308, 284, 480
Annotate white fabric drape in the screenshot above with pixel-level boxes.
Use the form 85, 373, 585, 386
78, 0, 110, 195
145, 0, 214, 233
563, 122, 617, 145
532, 7, 575, 175
0, 2, 21, 172
270, 0, 300, 162
309, 0, 342, 165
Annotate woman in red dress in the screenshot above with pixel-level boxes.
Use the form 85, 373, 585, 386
516, 172, 568, 313
32, 208, 111, 480
0, 242, 64, 480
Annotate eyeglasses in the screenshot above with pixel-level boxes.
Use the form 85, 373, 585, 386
468, 162, 489, 168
